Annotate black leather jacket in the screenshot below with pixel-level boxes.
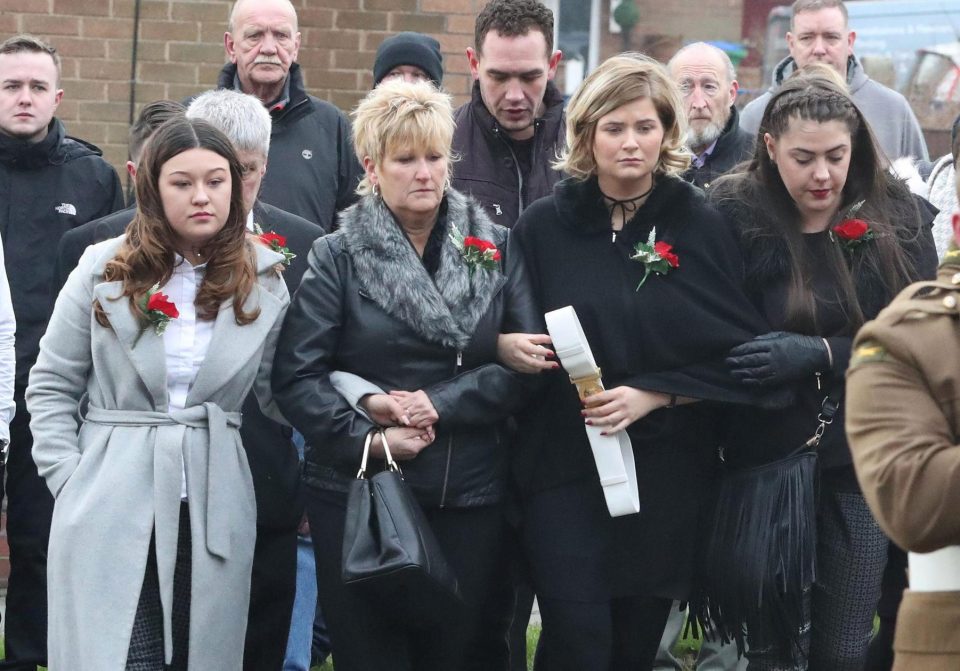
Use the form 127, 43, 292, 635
272, 190, 541, 507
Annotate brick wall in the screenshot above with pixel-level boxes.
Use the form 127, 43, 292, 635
0, 1, 747, 181
0, 0, 486, 180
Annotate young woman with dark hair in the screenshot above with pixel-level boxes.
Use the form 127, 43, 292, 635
27, 116, 290, 670
710, 65, 938, 670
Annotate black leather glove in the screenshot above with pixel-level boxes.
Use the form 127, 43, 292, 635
726, 331, 830, 387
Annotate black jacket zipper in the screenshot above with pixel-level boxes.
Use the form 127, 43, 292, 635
438, 350, 462, 507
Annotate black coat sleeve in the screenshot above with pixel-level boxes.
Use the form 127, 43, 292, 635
98, 166, 125, 219
52, 227, 92, 300
271, 238, 377, 469
424, 230, 544, 425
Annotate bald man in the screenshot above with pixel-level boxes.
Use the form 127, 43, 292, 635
217, 0, 361, 230
668, 42, 753, 190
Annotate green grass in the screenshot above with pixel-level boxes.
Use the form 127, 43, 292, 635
278, 621, 702, 670
11, 615, 880, 670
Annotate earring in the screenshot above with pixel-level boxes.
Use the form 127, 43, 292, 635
372, 183, 380, 198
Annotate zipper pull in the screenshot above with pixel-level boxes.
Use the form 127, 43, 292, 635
815, 371, 822, 391
456, 351, 463, 368
611, 230, 617, 243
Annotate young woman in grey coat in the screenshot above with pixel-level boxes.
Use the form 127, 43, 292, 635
272, 80, 541, 671
26, 117, 290, 670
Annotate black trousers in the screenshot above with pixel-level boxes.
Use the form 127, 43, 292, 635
306, 490, 510, 671
242, 523, 298, 671
534, 593, 673, 671
0, 391, 53, 670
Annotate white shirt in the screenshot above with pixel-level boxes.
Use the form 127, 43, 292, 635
161, 256, 214, 499
0, 242, 15, 450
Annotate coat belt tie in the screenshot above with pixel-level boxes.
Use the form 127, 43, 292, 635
83, 402, 244, 663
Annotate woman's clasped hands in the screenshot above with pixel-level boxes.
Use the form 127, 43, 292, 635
360, 391, 438, 459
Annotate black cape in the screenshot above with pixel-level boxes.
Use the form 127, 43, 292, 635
511, 174, 777, 601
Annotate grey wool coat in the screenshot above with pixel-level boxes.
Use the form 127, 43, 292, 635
26, 235, 290, 670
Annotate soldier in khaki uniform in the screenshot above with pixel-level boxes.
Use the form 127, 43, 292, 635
847, 120, 960, 671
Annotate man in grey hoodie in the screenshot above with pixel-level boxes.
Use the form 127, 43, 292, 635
740, 0, 927, 162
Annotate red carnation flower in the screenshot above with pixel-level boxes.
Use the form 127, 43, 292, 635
464, 237, 495, 252
146, 291, 179, 319
260, 231, 287, 247
833, 219, 869, 241
630, 227, 679, 290
135, 283, 180, 342
258, 230, 296, 266
451, 228, 501, 274
653, 241, 680, 268
832, 216, 875, 253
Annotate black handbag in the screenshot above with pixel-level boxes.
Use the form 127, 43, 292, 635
697, 396, 839, 664
341, 429, 462, 624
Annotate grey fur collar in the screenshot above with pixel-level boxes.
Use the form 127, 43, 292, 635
338, 190, 506, 350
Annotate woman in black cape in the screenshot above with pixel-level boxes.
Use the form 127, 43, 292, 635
502, 53, 782, 671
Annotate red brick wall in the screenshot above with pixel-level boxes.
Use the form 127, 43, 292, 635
0, 0, 485, 179
0, 1, 748, 181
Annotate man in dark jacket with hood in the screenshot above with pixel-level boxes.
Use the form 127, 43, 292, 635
453, 0, 566, 228
740, 0, 927, 162
669, 42, 754, 191
0, 34, 123, 669
220, 0, 362, 230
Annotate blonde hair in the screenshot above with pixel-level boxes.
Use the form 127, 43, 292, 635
351, 79, 456, 195
556, 53, 691, 180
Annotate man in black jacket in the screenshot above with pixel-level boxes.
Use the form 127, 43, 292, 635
453, 0, 566, 228
220, 0, 362, 230
669, 42, 754, 191
54, 88, 325, 671
0, 34, 123, 669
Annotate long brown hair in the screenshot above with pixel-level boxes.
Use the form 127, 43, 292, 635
94, 116, 259, 329
712, 65, 918, 333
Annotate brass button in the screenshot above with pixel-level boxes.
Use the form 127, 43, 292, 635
943, 295, 958, 309
951, 272, 960, 285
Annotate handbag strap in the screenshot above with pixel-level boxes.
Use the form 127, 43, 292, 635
356, 430, 375, 479
355, 429, 404, 479
378, 428, 402, 475
800, 395, 840, 451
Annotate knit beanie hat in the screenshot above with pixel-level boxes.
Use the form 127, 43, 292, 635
373, 32, 443, 87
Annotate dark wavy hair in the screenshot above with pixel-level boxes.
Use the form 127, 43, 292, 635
95, 116, 260, 329
712, 65, 919, 333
